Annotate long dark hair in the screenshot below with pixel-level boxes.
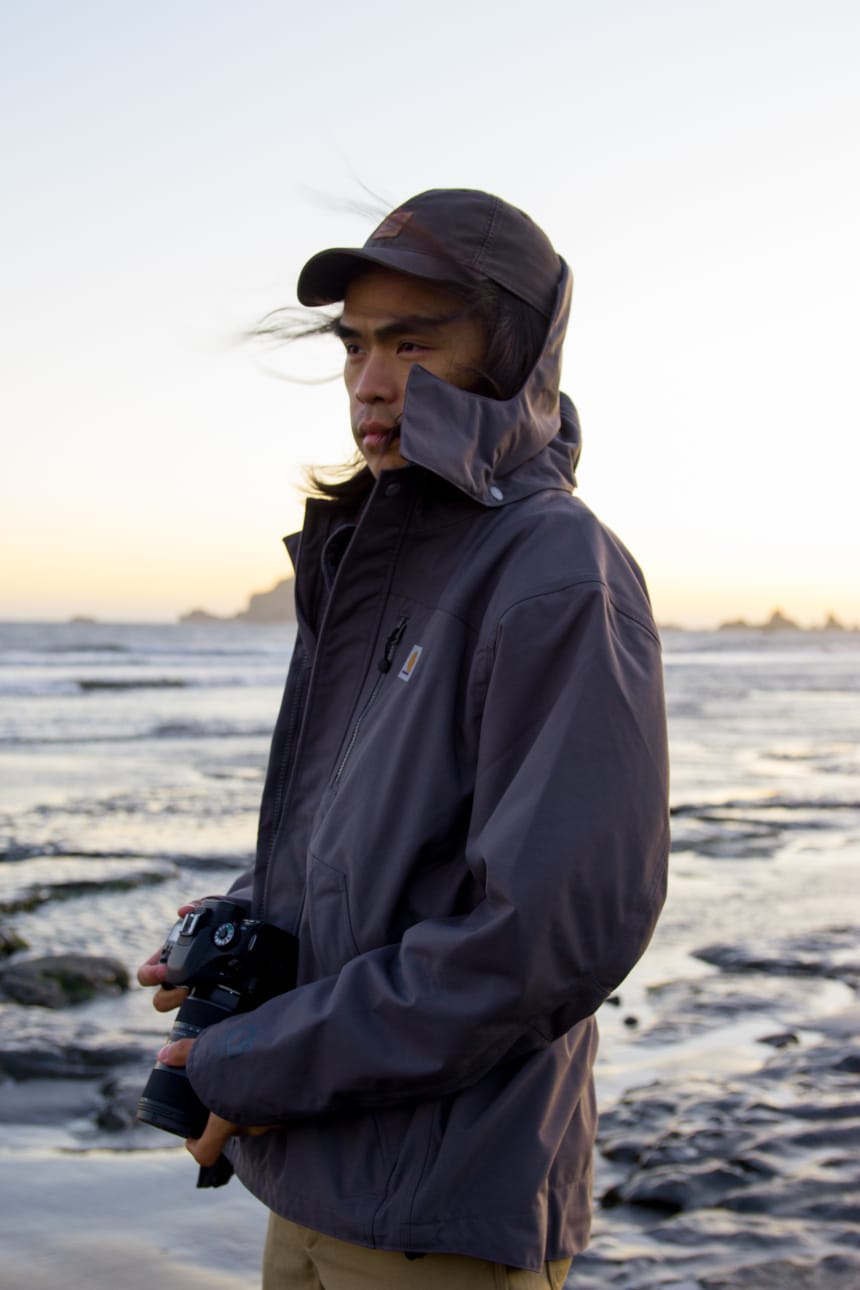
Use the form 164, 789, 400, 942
251, 275, 548, 503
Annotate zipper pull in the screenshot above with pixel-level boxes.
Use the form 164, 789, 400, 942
377, 616, 408, 673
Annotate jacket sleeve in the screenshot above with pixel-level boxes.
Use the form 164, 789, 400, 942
187, 581, 670, 1124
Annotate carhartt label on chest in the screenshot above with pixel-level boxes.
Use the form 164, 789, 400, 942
398, 645, 423, 682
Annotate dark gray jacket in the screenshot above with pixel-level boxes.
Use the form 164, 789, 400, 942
187, 265, 670, 1270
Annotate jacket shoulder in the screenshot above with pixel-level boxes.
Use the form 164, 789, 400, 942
481, 491, 657, 635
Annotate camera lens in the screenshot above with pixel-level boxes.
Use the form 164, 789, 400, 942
136, 996, 230, 1139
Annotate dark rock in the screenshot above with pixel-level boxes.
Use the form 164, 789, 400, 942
693, 926, 860, 989
0, 890, 44, 915
0, 867, 171, 918
701, 1254, 860, 1288
758, 1030, 800, 1048
592, 1027, 860, 1289
95, 1102, 133, 1131
0, 954, 129, 1007
600, 1135, 648, 1165
0, 927, 29, 959
639, 973, 816, 1046
606, 1160, 752, 1213
97, 1069, 151, 1130
0, 996, 160, 1084
0, 1076, 104, 1124
569, 1208, 860, 1289
0, 1043, 147, 1080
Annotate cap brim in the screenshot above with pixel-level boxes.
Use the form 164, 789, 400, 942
297, 245, 474, 306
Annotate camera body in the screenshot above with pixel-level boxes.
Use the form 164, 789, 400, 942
137, 897, 299, 1140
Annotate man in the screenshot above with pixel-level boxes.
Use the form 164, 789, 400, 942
140, 189, 670, 1287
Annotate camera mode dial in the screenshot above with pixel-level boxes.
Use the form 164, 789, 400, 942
213, 921, 238, 949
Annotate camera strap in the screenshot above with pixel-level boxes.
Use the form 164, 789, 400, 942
196, 1154, 235, 1189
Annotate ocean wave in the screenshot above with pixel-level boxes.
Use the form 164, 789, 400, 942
0, 839, 253, 863
0, 722, 275, 747
43, 642, 130, 654
672, 795, 860, 816
75, 678, 187, 692
0, 670, 285, 698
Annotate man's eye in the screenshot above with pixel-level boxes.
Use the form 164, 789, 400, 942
343, 342, 362, 356
398, 340, 426, 354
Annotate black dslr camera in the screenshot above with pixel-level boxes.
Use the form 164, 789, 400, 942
137, 898, 299, 1140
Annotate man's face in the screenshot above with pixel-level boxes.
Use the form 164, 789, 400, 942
337, 267, 486, 477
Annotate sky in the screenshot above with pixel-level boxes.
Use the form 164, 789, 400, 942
2, 0, 858, 628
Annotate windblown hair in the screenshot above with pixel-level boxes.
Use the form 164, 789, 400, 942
251, 227, 550, 502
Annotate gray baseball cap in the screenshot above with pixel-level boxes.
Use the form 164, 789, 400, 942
297, 189, 562, 319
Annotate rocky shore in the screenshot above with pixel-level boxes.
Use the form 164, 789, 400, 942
1, 920, 858, 1287
581, 968, 860, 1286
2, 621, 858, 1287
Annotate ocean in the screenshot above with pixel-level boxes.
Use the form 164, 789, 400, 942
1, 620, 858, 1288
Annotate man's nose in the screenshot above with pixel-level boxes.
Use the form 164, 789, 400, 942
354, 350, 398, 403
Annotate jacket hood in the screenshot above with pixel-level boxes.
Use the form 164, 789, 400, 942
397, 260, 581, 506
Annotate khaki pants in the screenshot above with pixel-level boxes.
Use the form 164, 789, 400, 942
262, 1215, 572, 1289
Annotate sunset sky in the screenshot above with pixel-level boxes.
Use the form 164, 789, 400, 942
3, 0, 858, 628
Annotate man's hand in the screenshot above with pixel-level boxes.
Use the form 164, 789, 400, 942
137, 948, 189, 1011
140, 903, 281, 1164
136, 902, 199, 1011
157, 1039, 280, 1166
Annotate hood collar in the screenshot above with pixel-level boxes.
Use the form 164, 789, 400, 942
396, 261, 581, 506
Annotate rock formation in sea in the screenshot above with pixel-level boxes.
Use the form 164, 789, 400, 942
718, 608, 801, 632
235, 578, 295, 623
179, 576, 296, 624
716, 608, 853, 632
762, 607, 801, 632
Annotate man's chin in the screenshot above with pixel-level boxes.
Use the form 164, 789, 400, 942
362, 442, 408, 477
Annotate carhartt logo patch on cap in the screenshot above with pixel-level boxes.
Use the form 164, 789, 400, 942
371, 210, 413, 240
398, 644, 423, 681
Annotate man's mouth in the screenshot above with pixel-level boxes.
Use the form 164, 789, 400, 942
359, 423, 400, 450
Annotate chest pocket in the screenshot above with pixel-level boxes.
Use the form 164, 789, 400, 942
304, 852, 361, 977
331, 615, 410, 791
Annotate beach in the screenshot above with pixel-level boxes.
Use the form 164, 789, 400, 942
1, 621, 858, 1288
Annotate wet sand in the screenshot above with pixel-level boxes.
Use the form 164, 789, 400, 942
2, 625, 859, 1287
2, 833, 859, 1288
0, 1146, 268, 1289
2, 964, 858, 1288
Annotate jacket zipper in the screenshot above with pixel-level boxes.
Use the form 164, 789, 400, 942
333, 615, 408, 786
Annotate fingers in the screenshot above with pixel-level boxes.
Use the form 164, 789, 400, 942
137, 900, 201, 992
186, 1113, 238, 1167
136, 958, 187, 1010
157, 1037, 195, 1067
152, 984, 189, 1013
184, 1116, 281, 1167
136, 952, 167, 988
